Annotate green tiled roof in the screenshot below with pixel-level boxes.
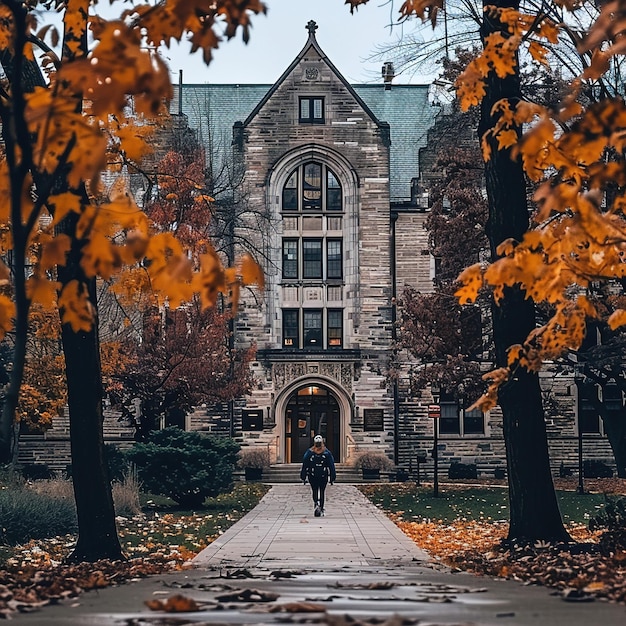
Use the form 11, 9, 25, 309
171, 83, 436, 203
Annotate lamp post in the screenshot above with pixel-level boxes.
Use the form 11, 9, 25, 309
429, 384, 441, 498
574, 367, 585, 495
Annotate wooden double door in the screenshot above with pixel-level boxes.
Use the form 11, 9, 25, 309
285, 385, 340, 463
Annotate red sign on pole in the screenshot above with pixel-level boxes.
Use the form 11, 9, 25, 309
428, 404, 441, 419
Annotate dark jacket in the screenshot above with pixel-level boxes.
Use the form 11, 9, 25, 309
300, 445, 336, 484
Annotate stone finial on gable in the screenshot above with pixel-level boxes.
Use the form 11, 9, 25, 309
306, 20, 318, 36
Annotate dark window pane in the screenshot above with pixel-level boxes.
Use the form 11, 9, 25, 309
282, 171, 298, 210
439, 400, 460, 434
328, 309, 342, 347
326, 169, 342, 210
580, 383, 600, 433
327, 239, 342, 279
303, 162, 321, 210
604, 384, 622, 412
463, 408, 484, 434
303, 239, 322, 278
283, 310, 299, 348
304, 310, 322, 347
282, 239, 298, 279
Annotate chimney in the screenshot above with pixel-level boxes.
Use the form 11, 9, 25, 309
382, 62, 394, 90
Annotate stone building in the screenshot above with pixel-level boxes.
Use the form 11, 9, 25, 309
170, 21, 618, 477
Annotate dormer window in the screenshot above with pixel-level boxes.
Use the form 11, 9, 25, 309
299, 97, 324, 123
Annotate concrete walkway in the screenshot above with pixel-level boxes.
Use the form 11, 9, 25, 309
14, 484, 626, 625
193, 483, 427, 568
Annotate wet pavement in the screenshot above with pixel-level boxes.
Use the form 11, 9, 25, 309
14, 484, 626, 625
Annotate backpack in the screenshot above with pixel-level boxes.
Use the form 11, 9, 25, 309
307, 451, 328, 482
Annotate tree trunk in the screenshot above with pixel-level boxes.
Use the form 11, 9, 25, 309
480, 0, 571, 542
58, 249, 124, 562
601, 412, 626, 477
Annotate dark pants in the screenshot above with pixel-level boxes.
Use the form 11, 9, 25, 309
309, 479, 328, 510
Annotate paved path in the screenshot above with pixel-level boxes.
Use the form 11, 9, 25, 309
14, 484, 626, 625
193, 483, 427, 568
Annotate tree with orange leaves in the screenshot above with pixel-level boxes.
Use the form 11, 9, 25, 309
0, 0, 265, 562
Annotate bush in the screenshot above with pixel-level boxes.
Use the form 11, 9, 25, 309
0, 486, 77, 545
124, 427, 240, 508
589, 495, 626, 554
352, 451, 394, 471
583, 459, 613, 478
112, 469, 141, 517
20, 463, 54, 480
448, 462, 478, 480
237, 447, 270, 468
105, 444, 131, 482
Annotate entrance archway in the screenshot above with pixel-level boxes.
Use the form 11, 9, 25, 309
284, 385, 340, 463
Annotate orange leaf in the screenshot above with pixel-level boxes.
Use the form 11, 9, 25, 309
145, 594, 200, 613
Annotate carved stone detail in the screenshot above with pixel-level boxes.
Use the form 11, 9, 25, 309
305, 67, 319, 80
272, 361, 354, 394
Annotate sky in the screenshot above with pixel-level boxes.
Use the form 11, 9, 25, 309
159, 0, 428, 86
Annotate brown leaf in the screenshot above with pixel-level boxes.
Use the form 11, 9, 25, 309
145, 593, 201, 612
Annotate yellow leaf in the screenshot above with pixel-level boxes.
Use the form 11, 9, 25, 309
26, 276, 59, 308
455, 263, 484, 304
239, 254, 264, 289
40, 234, 72, 271
0, 294, 15, 340
58, 280, 94, 332
49, 192, 82, 226
608, 309, 626, 330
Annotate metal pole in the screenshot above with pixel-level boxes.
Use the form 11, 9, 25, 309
577, 419, 584, 494
433, 422, 439, 498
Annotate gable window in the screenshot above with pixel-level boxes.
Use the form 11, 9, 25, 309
299, 96, 324, 123
282, 162, 342, 213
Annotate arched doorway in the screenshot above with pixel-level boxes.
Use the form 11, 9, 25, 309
284, 385, 340, 463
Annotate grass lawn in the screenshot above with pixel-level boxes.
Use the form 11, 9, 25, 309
358, 482, 611, 525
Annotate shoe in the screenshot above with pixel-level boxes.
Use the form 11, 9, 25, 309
321, 509, 325, 516
314, 504, 321, 517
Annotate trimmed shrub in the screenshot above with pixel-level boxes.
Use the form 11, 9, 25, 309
583, 459, 613, 478
0, 487, 77, 545
124, 427, 240, 508
448, 462, 478, 480
589, 495, 626, 554
20, 463, 54, 480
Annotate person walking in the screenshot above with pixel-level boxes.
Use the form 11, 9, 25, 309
300, 434, 336, 517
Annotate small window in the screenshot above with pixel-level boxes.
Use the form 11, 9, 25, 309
282, 239, 299, 279
303, 310, 322, 347
463, 407, 484, 434
303, 239, 322, 279
327, 239, 342, 279
580, 383, 601, 434
439, 392, 460, 434
283, 309, 299, 347
327, 309, 343, 347
299, 97, 324, 123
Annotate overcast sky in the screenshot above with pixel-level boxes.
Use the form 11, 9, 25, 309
161, 0, 428, 86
